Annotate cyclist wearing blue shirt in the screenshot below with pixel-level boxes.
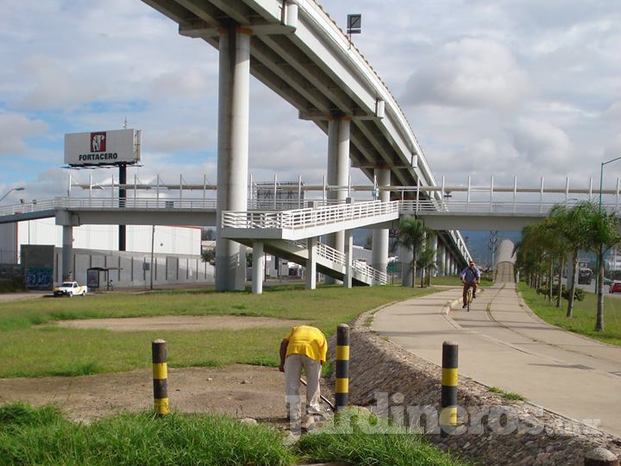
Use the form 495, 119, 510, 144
460, 260, 480, 308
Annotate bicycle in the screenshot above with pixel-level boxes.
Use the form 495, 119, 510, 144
466, 286, 474, 312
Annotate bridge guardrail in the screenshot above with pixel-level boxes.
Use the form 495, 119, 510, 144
0, 198, 219, 217
400, 199, 620, 215
295, 240, 387, 285
222, 200, 400, 231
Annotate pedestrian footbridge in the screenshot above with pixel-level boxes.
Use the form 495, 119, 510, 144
221, 200, 399, 240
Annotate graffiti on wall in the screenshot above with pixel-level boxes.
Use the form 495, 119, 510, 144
25, 267, 53, 290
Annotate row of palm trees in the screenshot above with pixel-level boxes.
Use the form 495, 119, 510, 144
516, 201, 620, 332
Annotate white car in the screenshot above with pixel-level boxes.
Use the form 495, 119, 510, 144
53, 281, 88, 297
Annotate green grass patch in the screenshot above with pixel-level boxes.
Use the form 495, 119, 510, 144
0, 403, 294, 466
0, 285, 430, 378
488, 386, 526, 401
0, 404, 466, 466
518, 282, 621, 346
297, 408, 467, 466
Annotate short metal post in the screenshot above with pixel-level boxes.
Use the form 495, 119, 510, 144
440, 341, 458, 433
152, 339, 169, 416
335, 324, 350, 412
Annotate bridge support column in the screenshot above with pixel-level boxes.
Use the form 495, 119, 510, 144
252, 241, 265, 295
431, 234, 438, 277
215, 26, 250, 291
344, 230, 353, 288
326, 116, 350, 250
62, 225, 73, 281
306, 237, 317, 290
372, 167, 390, 275
438, 243, 446, 276
400, 242, 413, 287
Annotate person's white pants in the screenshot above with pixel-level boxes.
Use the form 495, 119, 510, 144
284, 354, 322, 421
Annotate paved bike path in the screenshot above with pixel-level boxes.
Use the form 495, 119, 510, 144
372, 284, 621, 436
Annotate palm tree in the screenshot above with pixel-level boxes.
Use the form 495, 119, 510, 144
398, 217, 428, 288
416, 242, 436, 288
515, 224, 546, 289
537, 215, 568, 305
549, 203, 595, 318
587, 208, 620, 331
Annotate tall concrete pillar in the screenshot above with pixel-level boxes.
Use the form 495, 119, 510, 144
62, 225, 73, 281
306, 237, 317, 290
430, 234, 438, 277
344, 230, 353, 288
372, 167, 390, 274
216, 26, 250, 291
400, 243, 414, 287
326, 117, 350, 253
438, 243, 446, 276
252, 241, 265, 295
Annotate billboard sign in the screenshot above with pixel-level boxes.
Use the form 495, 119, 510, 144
64, 129, 141, 166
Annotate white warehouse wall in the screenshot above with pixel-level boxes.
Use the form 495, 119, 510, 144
16, 218, 201, 259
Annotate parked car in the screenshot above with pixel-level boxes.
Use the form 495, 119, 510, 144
53, 281, 88, 297
609, 282, 621, 294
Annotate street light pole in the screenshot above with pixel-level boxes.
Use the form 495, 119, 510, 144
595, 155, 621, 295
0, 187, 25, 203
599, 155, 621, 212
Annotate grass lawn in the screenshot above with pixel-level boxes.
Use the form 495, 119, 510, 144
518, 282, 621, 347
0, 403, 466, 466
0, 403, 294, 466
0, 285, 435, 378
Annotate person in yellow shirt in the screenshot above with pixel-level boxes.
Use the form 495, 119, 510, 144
279, 325, 327, 424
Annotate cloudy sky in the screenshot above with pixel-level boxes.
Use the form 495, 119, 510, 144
1, 0, 620, 204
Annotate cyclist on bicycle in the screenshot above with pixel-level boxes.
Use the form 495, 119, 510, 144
460, 260, 480, 309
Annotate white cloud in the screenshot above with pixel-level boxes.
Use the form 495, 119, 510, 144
0, 113, 48, 155
17, 57, 102, 111
509, 118, 573, 169
403, 38, 530, 109
1, 0, 620, 200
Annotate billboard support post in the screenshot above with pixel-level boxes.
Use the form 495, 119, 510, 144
119, 163, 127, 252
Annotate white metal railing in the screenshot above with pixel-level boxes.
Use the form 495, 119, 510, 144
400, 199, 621, 216
5, 195, 617, 221
222, 200, 400, 231
292, 240, 387, 285
0, 197, 218, 217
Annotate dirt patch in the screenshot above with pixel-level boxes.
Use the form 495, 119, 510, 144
52, 315, 308, 332
0, 365, 332, 423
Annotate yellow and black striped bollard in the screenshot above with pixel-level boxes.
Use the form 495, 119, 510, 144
335, 323, 350, 412
152, 339, 169, 416
440, 341, 458, 434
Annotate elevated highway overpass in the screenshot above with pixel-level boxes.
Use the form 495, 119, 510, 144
140, 0, 450, 291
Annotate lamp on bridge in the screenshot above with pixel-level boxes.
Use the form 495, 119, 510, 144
0, 186, 25, 203
346, 14, 362, 43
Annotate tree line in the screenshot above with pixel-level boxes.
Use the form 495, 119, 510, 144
516, 201, 620, 332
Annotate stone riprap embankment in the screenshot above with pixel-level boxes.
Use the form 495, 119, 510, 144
328, 303, 621, 466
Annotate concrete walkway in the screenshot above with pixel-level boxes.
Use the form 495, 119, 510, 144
372, 283, 621, 437
0, 291, 46, 302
